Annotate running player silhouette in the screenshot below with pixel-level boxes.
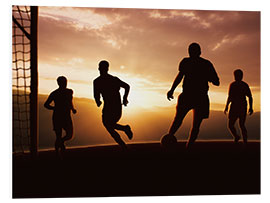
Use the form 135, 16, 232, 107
93, 60, 133, 150
44, 76, 77, 153
167, 43, 220, 148
224, 69, 253, 143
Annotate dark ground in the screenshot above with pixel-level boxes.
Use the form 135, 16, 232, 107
13, 141, 260, 198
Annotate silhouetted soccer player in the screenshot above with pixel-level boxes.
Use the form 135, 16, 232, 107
167, 43, 220, 148
93, 60, 133, 150
224, 69, 253, 143
44, 76, 77, 153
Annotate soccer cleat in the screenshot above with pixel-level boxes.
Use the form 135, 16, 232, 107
55, 139, 61, 151
60, 140, 66, 151
125, 125, 133, 140
234, 135, 240, 143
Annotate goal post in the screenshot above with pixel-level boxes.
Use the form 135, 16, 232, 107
30, 6, 38, 156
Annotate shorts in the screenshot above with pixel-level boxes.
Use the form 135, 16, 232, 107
102, 111, 122, 128
229, 104, 247, 121
177, 93, 210, 119
102, 104, 122, 128
52, 113, 73, 132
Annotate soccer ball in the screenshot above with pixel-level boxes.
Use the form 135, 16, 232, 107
160, 134, 177, 148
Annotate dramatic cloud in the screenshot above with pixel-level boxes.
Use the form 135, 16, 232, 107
38, 7, 260, 110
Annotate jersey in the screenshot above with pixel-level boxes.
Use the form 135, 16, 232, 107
179, 57, 219, 96
93, 74, 123, 117
228, 81, 252, 108
49, 88, 73, 116
228, 81, 252, 120
47, 88, 74, 130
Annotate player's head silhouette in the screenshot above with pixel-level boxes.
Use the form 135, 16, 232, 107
188, 42, 201, 58
98, 60, 109, 75
234, 69, 243, 81
57, 76, 67, 89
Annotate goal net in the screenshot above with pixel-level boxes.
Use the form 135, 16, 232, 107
12, 6, 38, 155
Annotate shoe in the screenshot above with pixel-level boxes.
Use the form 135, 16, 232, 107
234, 135, 240, 143
60, 140, 66, 151
55, 139, 61, 151
125, 125, 133, 140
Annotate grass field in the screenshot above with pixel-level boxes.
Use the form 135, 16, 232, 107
13, 141, 260, 198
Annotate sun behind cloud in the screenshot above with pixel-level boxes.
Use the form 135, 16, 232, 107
38, 7, 260, 112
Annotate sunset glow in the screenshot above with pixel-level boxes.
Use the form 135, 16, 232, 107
38, 7, 260, 113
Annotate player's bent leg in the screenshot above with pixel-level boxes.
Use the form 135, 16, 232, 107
54, 129, 62, 152
169, 107, 189, 136
228, 117, 240, 143
61, 124, 74, 150
105, 124, 127, 149
186, 114, 203, 148
124, 125, 133, 140
115, 124, 133, 140
103, 114, 127, 149
115, 124, 126, 131
239, 118, 247, 143
62, 127, 73, 142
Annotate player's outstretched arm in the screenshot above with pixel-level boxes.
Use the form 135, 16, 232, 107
224, 97, 231, 115
208, 62, 220, 86
224, 85, 232, 115
120, 81, 130, 106
212, 78, 220, 86
248, 95, 253, 115
246, 84, 253, 115
167, 72, 184, 101
71, 100, 77, 114
93, 80, 102, 107
69, 89, 77, 114
44, 94, 54, 110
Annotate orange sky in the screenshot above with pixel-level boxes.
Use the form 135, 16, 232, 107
37, 7, 260, 111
